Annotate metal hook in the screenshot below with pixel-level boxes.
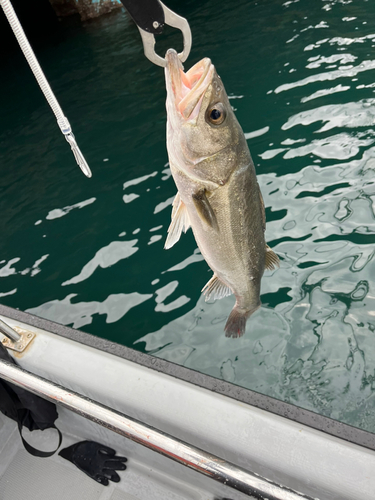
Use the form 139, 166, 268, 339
57, 117, 92, 178
138, 2, 192, 67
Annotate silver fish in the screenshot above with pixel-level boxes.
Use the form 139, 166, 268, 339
164, 49, 279, 338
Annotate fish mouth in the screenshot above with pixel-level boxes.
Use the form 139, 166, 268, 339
165, 49, 214, 121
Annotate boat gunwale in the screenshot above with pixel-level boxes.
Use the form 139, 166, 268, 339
0, 302, 374, 452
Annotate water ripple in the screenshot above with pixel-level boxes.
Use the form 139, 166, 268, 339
275, 59, 375, 94
46, 197, 96, 220
62, 240, 138, 286
27, 292, 152, 329
283, 99, 375, 132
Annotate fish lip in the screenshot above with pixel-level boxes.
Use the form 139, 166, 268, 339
165, 49, 214, 120
165, 49, 184, 102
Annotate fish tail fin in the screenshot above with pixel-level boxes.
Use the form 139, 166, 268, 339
224, 304, 260, 339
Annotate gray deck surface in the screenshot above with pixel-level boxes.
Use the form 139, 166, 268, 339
0, 414, 192, 500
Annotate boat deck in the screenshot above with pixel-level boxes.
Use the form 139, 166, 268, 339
0, 415, 192, 500
1, 306, 375, 500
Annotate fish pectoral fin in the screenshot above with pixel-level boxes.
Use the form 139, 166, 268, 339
171, 192, 180, 221
265, 244, 280, 270
202, 274, 233, 301
165, 196, 191, 249
192, 189, 218, 231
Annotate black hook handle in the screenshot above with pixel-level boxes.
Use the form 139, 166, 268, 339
119, 0, 165, 34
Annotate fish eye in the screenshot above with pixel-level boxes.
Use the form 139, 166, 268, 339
207, 103, 226, 125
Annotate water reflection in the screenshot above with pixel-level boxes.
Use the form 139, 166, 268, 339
283, 99, 375, 131
0, 258, 21, 277
62, 239, 139, 285
300, 84, 350, 103
154, 281, 190, 313
46, 197, 96, 220
28, 291, 152, 329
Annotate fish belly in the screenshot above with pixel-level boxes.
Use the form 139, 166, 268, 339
175, 163, 266, 309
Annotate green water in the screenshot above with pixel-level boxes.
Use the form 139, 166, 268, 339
2, 0, 375, 433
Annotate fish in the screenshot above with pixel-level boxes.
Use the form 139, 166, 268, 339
164, 49, 279, 338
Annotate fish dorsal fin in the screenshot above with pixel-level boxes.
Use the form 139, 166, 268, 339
202, 274, 233, 301
165, 194, 191, 249
265, 244, 280, 270
192, 189, 218, 231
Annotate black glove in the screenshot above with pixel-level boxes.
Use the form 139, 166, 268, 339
59, 440, 127, 486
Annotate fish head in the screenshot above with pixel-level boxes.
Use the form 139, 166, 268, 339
165, 49, 245, 183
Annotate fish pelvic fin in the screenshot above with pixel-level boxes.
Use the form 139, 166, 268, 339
224, 304, 260, 338
192, 189, 219, 231
165, 193, 191, 250
202, 274, 233, 301
265, 245, 280, 270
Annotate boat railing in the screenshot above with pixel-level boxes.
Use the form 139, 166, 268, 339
0, 318, 21, 342
0, 358, 317, 500
0, 318, 36, 352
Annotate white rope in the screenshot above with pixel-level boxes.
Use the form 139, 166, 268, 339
0, 0, 92, 177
